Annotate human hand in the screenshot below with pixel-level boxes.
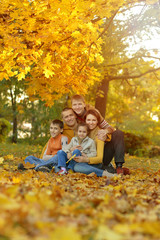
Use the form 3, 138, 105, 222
67, 152, 72, 159
70, 145, 83, 151
74, 156, 89, 163
81, 152, 87, 157
97, 129, 108, 141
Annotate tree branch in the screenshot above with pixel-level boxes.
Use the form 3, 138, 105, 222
108, 67, 160, 80
97, 9, 119, 40
105, 55, 160, 67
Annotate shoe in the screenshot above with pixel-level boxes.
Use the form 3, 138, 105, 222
37, 166, 50, 172
102, 170, 117, 178
18, 163, 26, 170
116, 167, 124, 174
116, 167, 130, 175
58, 169, 68, 175
104, 163, 116, 173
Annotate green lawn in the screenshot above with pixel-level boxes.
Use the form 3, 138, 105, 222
0, 142, 160, 172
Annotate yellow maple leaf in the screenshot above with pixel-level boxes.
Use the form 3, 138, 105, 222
5, 154, 14, 160
17, 72, 25, 80
44, 69, 55, 78
0, 157, 4, 164
50, 226, 82, 240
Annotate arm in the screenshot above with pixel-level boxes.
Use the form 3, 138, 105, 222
62, 138, 74, 153
88, 138, 104, 164
42, 143, 54, 161
74, 138, 104, 164
61, 136, 69, 149
85, 140, 97, 158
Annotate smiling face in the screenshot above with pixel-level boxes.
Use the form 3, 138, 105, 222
50, 123, 62, 138
85, 114, 98, 130
77, 126, 88, 140
62, 109, 77, 127
72, 99, 86, 116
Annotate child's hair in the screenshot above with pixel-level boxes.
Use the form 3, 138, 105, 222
77, 122, 90, 134
71, 94, 85, 103
51, 119, 64, 129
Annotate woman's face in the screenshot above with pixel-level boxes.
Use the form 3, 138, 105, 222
85, 114, 98, 130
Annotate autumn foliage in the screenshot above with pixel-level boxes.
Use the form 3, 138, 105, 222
0, 0, 139, 105
0, 151, 160, 240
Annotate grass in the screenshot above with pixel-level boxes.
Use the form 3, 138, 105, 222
0, 142, 43, 158
0, 142, 160, 172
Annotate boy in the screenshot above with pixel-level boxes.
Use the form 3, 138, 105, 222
57, 122, 97, 175
19, 119, 68, 172
71, 94, 114, 132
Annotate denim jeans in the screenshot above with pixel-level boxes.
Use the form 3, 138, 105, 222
57, 149, 81, 171
24, 155, 58, 170
74, 162, 103, 177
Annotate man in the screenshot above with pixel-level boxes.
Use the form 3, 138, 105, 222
71, 95, 128, 175
61, 107, 78, 141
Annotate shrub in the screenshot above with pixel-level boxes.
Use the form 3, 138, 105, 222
0, 118, 11, 142
124, 132, 151, 156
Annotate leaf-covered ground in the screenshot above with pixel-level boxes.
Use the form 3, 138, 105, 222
0, 142, 160, 240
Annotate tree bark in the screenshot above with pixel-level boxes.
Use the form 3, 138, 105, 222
9, 86, 18, 143
95, 77, 109, 118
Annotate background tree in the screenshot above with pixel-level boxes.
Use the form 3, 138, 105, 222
0, 0, 132, 105
94, 1, 160, 117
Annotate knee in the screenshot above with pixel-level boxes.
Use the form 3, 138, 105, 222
74, 163, 87, 173
113, 129, 124, 139
73, 149, 81, 156
57, 150, 66, 157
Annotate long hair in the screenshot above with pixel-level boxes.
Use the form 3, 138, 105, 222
84, 109, 101, 125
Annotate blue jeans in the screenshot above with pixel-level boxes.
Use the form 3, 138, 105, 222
24, 155, 58, 170
57, 149, 81, 171
74, 162, 103, 177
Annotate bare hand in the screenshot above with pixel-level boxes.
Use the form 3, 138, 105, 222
70, 145, 83, 151
67, 152, 72, 159
97, 129, 108, 141
81, 152, 87, 157
74, 156, 89, 163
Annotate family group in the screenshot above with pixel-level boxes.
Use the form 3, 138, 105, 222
19, 95, 130, 177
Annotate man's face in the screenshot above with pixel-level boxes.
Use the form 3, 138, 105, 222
62, 109, 77, 127
72, 99, 86, 116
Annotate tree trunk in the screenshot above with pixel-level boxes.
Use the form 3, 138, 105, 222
9, 86, 18, 143
95, 77, 109, 118
12, 109, 17, 143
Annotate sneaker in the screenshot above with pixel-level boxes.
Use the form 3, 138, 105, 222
58, 169, 68, 175
37, 166, 50, 172
103, 163, 116, 173
102, 170, 117, 178
18, 163, 26, 170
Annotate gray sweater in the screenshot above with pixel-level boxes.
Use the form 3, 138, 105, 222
63, 136, 97, 157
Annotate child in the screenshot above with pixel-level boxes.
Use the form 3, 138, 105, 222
57, 122, 97, 175
19, 119, 68, 172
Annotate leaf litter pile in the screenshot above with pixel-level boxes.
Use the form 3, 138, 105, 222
0, 152, 160, 240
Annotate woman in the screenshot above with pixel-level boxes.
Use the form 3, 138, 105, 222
73, 109, 117, 177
